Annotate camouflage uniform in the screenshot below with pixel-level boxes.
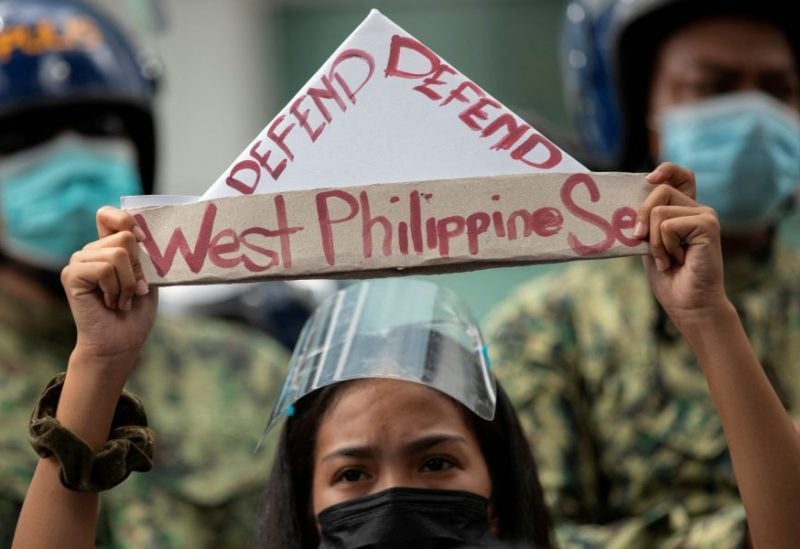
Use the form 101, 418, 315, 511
0, 287, 289, 548
486, 247, 800, 549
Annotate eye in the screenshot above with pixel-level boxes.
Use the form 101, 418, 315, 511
689, 78, 735, 98
421, 456, 455, 473
336, 468, 368, 483
761, 82, 799, 104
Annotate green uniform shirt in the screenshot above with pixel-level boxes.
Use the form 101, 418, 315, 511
0, 287, 290, 548
486, 248, 800, 549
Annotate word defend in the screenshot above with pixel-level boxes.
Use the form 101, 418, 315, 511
200, 9, 585, 200
383, 36, 563, 171
224, 49, 376, 195
129, 173, 651, 285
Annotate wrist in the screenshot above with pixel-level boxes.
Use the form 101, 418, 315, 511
70, 344, 140, 376
668, 296, 737, 334
672, 299, 743, 358
61, 348, 140, 448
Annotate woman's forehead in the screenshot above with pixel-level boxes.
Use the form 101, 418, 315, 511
315, 379, 475, 448
327, 378, 463, 420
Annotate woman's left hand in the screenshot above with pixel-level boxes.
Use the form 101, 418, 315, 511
634, 162, 730, 332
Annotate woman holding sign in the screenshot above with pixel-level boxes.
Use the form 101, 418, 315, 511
12, 213, 555, 547
12, 165, 800, 548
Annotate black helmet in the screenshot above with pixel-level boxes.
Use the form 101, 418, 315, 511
561, 0, 800, 170
0, 0, 161, 191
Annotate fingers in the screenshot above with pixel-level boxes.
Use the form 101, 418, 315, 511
83, 231, 147, 286
64, 237, 150, 311
633, 167, 718, 271
96, 206, 147, 241
92, 207, 150, 302
649, 206, 719, 271
646, 162, 696, 199
648, 206, 699, 269
634, 183, 699, 240
63, 259, 122, 311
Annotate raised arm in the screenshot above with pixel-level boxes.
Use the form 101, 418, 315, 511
638, 164, 800, 548
13, 207, 157, 549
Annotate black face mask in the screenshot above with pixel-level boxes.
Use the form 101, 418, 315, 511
317, 487, 501, 549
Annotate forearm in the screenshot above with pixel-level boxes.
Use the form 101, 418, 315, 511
13, 349, 139, 549
682, 302, 800, 548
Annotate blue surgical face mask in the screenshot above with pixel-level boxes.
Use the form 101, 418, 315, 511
659, 91, 800, 232
0, 133, 143, 270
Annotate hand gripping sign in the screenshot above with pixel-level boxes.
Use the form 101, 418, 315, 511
124, 10, 650, 285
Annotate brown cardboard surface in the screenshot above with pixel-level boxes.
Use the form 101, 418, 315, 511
127, 172, 651, 286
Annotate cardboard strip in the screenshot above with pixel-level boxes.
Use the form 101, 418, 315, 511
127, 172, 650, 286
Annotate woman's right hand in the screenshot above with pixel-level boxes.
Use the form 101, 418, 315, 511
61, 206, 157, 364
13, 207, 158, 549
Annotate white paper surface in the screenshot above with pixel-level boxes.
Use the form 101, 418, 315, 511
200, 9, 585, 200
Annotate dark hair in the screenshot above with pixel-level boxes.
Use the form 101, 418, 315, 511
258, 329, 554, 548
615, 0, 800, 170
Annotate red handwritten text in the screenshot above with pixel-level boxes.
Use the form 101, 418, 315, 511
135, 196, 303, 277
384, 35, 563, 170
315, 174, 638, 265
225, 49, 376, 195
139, 174, 641, 280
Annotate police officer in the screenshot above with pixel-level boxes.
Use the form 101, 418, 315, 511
0, 1, 288, 546
487, 0, 800, 546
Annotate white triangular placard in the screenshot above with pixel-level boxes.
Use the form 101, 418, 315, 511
201, 9, 585, 200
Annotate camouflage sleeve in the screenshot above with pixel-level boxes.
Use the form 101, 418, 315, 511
104, 314, 291, 549
100, 479, 270, 548
485, 277, 607, 525
0, 498, 22, 549
485, 264, 749, 548
553, 503, 747, 548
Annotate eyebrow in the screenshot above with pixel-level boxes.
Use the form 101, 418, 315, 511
320, 433, 469, 463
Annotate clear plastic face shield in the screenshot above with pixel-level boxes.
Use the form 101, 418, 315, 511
265, 279, 496, 435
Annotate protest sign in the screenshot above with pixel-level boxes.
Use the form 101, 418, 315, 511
127, 172, 649, 285
197, 9, 586, 199
124, 10, 650, 285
